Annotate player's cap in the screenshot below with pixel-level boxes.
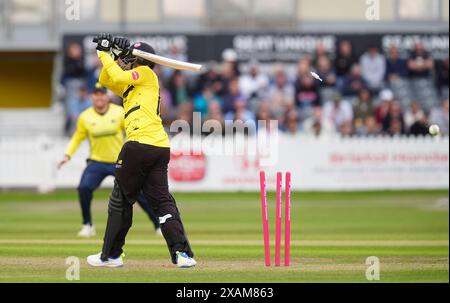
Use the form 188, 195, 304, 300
91, 82, 107, 94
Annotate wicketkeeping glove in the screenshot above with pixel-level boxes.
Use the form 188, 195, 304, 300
112, 37, 131, 60
95, 33, 113, 52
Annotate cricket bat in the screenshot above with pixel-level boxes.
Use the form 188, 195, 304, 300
93, 37, 202, 72
132, 49, 202, 72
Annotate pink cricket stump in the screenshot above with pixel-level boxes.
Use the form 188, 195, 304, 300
259, 171, 271, 267
275, 172, 282, 266
284, 172, 291, 266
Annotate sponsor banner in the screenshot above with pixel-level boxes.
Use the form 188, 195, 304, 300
64, 32, 449, 64
1, 136, 448, 191
168, 135, 449, 191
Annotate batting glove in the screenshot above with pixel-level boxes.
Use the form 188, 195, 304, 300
112, 37, 131, 60
95, 33, 113, 52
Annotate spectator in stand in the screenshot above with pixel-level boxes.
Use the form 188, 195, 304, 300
374, 89, 394, 126
222, 48, 240, 77
435, 56, 449, 96
313, 42, 329, 66
168, 71, 191, 107
297, 56, 313, 78
382, 100, 405, 135
195, 67, 225, 97
360, 45, 386, 92
335, 40, 357, 89
339, 121, 354, 137
175, 102, 194, 133
255, 101, 274, 131
66, 87, 92, 135
193, 85, 222, 116
219, 57, 240, 102
407, 41, 434, 78
295, 74, 321, 120
356, 115, 381, 136
341, 64, 368, 97
204, 100, 225, 135
353, 88, 374, 134
222, 78, 243, 114
205, 100, 223, 121
302, 105, 336, 139
404, 101, 425, 131
429, 99, 449, 135
409, 112, 430, 136
212, 71, 226, 98
238, 60, 269, 100
385, 46, 408, 81
315, 55, 337, 87
282, 109, 300, 135
267, 65, 295, 119
388, 118, 404, 136
224, 97, 255, 122
62, 42, 86, 99
224, 97, 256, 135
222, 61, 239, 85
322, 92, 353, 129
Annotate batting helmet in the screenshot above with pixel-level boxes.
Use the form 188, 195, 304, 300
126, 42, 156, 69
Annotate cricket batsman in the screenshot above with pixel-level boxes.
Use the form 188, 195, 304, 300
58, 83, 162, 237
87, 33, 196, 268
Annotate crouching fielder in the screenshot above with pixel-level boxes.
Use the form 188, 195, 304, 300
87, 33, 195, 268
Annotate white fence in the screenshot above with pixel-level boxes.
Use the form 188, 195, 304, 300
0, 135, 448, 191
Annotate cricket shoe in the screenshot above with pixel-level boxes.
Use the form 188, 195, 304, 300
176, 251, 197, 268
77, 224, 96, 238
87, 252, 124, 268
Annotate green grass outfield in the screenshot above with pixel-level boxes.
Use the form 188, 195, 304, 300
0, 190, 448, 283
